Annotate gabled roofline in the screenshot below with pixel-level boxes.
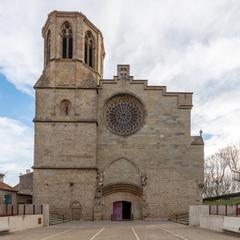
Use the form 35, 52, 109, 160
98, 78, 193, 109
0, 182, 18, 192
99, 78, 193, 94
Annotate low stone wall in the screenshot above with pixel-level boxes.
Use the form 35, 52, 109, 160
200, 215, 240, 233
223, 216, 240, 234
0, 215, 43, 232
190, 205, 240, 234
189, 205, 209, 226
0, 204, 49, 232
200, 215, 224, 232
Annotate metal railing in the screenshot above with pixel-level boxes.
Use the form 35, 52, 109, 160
168, 212, 189, 225
209, 204, 240, 216
0, 204, 43, 217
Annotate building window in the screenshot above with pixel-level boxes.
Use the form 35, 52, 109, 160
104, 94, 144, 136
46, 30, 51, 65
62, 22, 73, 59
60, 99, 71, 116
4, 194, 12, 204
84, 31, 95, 68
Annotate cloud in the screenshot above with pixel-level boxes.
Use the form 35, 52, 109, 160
193, 88, 240, 156
0, 117, 33, 185
0, 0, 240, 180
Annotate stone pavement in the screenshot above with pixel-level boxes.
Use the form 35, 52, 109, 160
1, 221, 239, 240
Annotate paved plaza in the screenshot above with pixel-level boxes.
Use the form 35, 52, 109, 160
1, 221, 239, 240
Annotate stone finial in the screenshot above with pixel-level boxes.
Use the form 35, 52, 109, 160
117, 64, 130, 78
199, 129, 203, 137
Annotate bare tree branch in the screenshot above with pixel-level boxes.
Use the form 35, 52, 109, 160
204, 144, 240, 197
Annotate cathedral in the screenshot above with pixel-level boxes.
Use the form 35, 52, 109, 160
33, 11, 204, 220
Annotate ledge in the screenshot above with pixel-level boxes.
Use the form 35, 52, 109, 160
33, 166, 97, 170
33, 118, 98, 125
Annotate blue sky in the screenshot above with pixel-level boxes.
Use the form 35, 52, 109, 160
1, 0, 240, 185
0, 74, 34, 126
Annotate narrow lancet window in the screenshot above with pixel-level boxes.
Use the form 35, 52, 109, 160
84, 31, 95, 68
62, 22, 73, 59
60, 100, 71, 116
46, 30, 51, 65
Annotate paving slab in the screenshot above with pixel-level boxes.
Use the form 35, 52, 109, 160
0, 221, 239, 240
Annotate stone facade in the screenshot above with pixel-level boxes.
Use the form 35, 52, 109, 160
33, 11, 204, 220
15, 171, 33, 204
0, 176, 18, 205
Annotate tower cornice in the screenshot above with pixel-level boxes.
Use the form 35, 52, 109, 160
42, 10, 104, 43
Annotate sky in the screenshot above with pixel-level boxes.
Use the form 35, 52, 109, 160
0, 0, 240, 185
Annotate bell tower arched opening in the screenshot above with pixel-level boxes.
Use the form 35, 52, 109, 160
61, 21, 73, 59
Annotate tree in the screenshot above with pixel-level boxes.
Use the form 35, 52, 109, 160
204, 144, 240, 197
222, 144, 240, 182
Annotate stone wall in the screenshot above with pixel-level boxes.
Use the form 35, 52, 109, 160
35, 88, 97, 120
33, 169, 97, 219
0, 190, 17, 205
33, 11, 204, 220
0, 215, 43, 232
97, 76, 203, 219
34, 123, 97, 168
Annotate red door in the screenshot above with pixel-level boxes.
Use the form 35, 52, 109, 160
112, 201, 122, 220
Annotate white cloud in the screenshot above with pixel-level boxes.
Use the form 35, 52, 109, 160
148, 38, 240, 92
192, 88, 240, 156
0, 117, 33, 185
0, 0, 240, 178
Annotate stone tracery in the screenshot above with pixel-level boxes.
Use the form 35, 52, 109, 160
104, 95, 144, 136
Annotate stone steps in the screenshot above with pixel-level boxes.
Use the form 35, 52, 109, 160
169, 213, 189, 225
49, 213, 72, 225
0, 228, 10, 235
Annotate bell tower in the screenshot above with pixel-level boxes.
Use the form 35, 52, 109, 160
33, 11, 105, 220
38, 10, 104, 87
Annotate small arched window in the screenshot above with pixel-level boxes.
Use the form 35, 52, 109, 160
62, 22, 73, 59
46, 30, 51, 65
84, 31, 95, 68
60, 100, 71, 116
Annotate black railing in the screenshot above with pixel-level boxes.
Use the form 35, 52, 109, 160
0, 204, 43, 217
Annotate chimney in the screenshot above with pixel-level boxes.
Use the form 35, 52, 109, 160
0, 173, 4, 182
26, 169, 31, 174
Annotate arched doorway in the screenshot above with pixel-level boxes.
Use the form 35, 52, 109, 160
102, 184, 143, 220
71, 201, 81, 220
112, 201, 132, 220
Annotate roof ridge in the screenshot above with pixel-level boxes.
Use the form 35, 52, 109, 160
0, 181, 18, 192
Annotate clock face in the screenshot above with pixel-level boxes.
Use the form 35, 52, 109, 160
104, 94, 144, 136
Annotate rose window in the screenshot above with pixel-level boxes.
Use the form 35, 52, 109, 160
104, 95, 144, 136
